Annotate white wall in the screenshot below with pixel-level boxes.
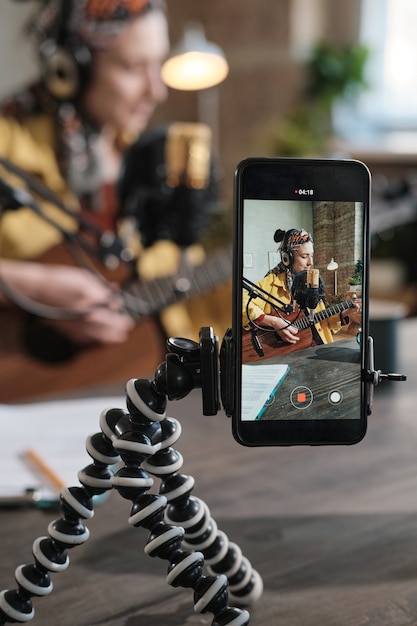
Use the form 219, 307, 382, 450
0, 1, 38, 99
243, 200, 314, 283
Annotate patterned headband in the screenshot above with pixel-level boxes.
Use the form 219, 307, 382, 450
286, 229, 313, 251
30, 0, 165, 49
85, 0, 150, 20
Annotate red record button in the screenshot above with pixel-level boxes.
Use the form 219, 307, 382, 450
290, 386, 313, 410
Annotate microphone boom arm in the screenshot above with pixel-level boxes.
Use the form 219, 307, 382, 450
242, 276, 292, 315
0, 157, 132, 269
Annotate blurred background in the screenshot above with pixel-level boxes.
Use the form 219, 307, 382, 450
1, 0, 417, 371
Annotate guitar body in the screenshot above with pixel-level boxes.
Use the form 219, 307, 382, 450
0, 310, 166, 402
242, 298, 356, 363
0, 243, 232, 402
242, 313, 315, 363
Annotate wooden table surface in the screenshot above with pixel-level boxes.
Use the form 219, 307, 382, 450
0, 319, 416, 626
256, 336, 361, 421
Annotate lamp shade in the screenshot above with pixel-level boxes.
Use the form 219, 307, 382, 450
162, 24, 229, 91
327, 258, 338, 271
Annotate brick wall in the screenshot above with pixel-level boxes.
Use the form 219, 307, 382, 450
313, 202, 363, 301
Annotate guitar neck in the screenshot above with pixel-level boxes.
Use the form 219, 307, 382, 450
123, 246, 232, 318
294, 299, 354, 330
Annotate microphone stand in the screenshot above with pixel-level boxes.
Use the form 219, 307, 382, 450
0, 157, 133, 271
242, 276, 298, 358
242, 276, 293, 315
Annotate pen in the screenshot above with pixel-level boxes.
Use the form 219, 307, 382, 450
22, 448, 66, 495
0, 488, 59, 509
16, 449, 110, 510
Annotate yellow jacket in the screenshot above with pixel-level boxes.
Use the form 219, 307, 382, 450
242, 270, 341, 344
0, 113, 79, 260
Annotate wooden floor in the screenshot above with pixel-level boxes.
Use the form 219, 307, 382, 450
0, 319, 416, 625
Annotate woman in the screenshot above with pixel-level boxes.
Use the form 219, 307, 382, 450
242, 228, 355, 347
0, 0, 169, 346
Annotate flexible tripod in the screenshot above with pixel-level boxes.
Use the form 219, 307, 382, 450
0, 329, 263, 625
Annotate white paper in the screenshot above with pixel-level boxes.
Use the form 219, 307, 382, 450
242, 363, 289, 421
1, 395, 126, 500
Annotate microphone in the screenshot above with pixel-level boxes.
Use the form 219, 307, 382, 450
292, 269, 325, 322
118, 122, 219, 249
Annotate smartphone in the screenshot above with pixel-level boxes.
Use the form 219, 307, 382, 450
231, 157, 371, 446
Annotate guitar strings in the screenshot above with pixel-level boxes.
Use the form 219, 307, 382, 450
0, 159, 234, 323
0, 197, 128, 320
0, 156, 160, 321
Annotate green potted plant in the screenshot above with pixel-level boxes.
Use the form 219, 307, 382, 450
348, 260, 363, 292
267, 42, 369, 157
307, 42, 369, 112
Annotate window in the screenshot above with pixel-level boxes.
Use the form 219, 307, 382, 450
359, 0, 417, 130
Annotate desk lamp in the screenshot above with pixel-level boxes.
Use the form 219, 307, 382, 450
161, 24, 229, 152
327, 257, 339, 295
161, 23, 229, 91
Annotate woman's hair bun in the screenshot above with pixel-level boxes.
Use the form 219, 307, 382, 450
274, 229, 285, 243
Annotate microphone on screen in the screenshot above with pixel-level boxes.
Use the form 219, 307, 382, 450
292, 268, 325, 322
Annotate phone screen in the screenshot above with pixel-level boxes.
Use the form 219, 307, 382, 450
232, 158, 370, 446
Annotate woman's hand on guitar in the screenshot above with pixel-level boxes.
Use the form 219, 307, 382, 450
341, 296, 362, 326
349, 294, 361, 311
37, 264, 135, 345
262, 313, 300, 344
0, 261, 135, 345
50, 304, 135, 345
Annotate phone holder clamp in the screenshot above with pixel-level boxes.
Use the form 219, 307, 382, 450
365, 336, 407, 415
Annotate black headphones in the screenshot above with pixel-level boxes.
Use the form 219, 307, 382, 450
278, 229, 297, 267
38, 0, 92, 101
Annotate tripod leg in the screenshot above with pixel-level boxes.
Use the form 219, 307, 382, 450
110, 377, 251, 626
0, 338, 263, 626
0, 409, 120, 625
140, 412, 263, 606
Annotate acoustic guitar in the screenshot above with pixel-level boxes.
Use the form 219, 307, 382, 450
242, 299, 356, 363
0, 245, 232, 403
